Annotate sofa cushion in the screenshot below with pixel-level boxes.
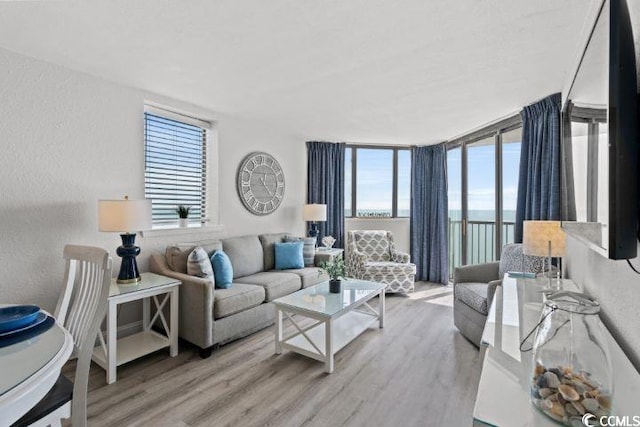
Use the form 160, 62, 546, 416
258, 233, 288, 271
211, 251, 233, 289
187, 247, 214, 278
454, 282, 489, 315
498, 243, 545, 279
235, 272, 301, 301
213, 284, 265, 319
275, 241, 304, 270
222, 235, 264, 279
285, 267, 328, 288
284, 236, 316, 267
165, 245, 194, 274
364, 261, 416, 275
353, 230, 391, 261
165, 242, 223, 274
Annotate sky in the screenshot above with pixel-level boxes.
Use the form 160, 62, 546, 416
448, 140, 521, 221
345, 139, 521, 218
345, 148, 410, 215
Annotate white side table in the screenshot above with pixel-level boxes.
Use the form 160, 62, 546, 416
314, 248, 344, 266
92, 272, 181, 384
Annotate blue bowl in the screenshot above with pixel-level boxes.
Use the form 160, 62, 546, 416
0, 305, 41, 333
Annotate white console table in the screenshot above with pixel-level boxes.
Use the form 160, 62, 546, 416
473, 276, 640, 426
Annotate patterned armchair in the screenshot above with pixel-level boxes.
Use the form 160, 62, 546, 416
346, 230, 416, 293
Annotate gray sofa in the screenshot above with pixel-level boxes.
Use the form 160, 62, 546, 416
149, 232, 328, 358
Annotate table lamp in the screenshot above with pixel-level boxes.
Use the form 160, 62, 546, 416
303, 204, 327, 238
522, 220, 566, 283
99, 196, 151, 284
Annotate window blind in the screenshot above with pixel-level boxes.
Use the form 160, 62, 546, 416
144, 112, 207, 225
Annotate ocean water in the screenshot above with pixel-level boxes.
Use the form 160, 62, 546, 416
448, 210, 517, 271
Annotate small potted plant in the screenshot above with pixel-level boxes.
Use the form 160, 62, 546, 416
176, 205, 191, 227
319, 256, 346, 293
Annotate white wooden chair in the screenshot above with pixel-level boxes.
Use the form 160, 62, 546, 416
13, 245, 112, 427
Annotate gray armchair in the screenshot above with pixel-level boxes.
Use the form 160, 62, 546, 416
453, 243, 546, 347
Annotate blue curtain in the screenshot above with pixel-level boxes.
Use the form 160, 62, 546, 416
306, 141, 346, 248
515, 93, 562, 243
410, 143, 448, 284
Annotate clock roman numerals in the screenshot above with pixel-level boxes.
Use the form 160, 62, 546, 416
238, 152, 285, 216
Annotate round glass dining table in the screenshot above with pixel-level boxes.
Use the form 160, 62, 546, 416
0, 305, 73, 426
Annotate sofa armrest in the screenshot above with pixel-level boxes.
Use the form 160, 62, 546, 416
453, 261, 500, 286
149, 254, 215, 349
391, 250, 410, 264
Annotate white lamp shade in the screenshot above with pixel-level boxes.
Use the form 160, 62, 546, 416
522, 220, 566, 257
303, 204, 327, 222
98, 199, 151, 232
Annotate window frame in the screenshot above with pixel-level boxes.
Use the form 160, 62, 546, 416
446, 114, 522, 264
568, 106, 607, 223
345, 144, 411, 219
143, 104, 212, 228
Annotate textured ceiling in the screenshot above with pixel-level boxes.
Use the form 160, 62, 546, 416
0, 0, 603, 144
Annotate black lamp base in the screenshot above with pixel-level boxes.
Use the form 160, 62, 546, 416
308, 222, 319, 238
116, 233, 141, 284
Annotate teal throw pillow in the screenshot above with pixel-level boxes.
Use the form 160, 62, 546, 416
274, 241, 304, 270
210, 250, 233, 289
284, 235, 316, 267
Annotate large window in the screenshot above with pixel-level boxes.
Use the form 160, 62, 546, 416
345, 146, 411, 218
446, 116, 522, 275
501, 127, 522, 246
144, 107, 210, 226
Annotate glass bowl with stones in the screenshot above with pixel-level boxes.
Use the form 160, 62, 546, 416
529, 292, 612, 426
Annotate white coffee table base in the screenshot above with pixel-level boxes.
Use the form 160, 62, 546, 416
275, 292, 384, 373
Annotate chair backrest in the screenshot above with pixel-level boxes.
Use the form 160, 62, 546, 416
498, 243, 546, 278
348, 230, 393, 261
54, 245, 111, 427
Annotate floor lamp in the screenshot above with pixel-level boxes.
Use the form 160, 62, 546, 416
522, 220, 566, 290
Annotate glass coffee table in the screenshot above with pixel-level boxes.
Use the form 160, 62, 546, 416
273, 279, 385, 373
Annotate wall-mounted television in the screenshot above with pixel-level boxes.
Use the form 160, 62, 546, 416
561, 0, 638, 260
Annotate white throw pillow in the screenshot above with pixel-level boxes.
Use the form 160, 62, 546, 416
187, 246, 214, 278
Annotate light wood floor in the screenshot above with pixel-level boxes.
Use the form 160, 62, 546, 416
63, 283, 482, 427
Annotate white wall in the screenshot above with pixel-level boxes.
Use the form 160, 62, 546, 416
345, 218, 410, 253
564, 238, 640, 370
0, 47, 306, 316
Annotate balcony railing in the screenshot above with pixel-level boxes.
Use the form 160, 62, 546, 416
448, 218, 515, 277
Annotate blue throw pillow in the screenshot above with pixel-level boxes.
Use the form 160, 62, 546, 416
274, 241, 304, 270
210, 250, 233, 289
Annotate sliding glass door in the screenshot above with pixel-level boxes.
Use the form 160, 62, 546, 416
501, 128, 522, 246
467, 137, 496, 265
447, 147, 462, 272
447, 120, 522, 277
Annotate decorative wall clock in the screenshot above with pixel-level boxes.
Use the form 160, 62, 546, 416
237, 152, 285, 215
